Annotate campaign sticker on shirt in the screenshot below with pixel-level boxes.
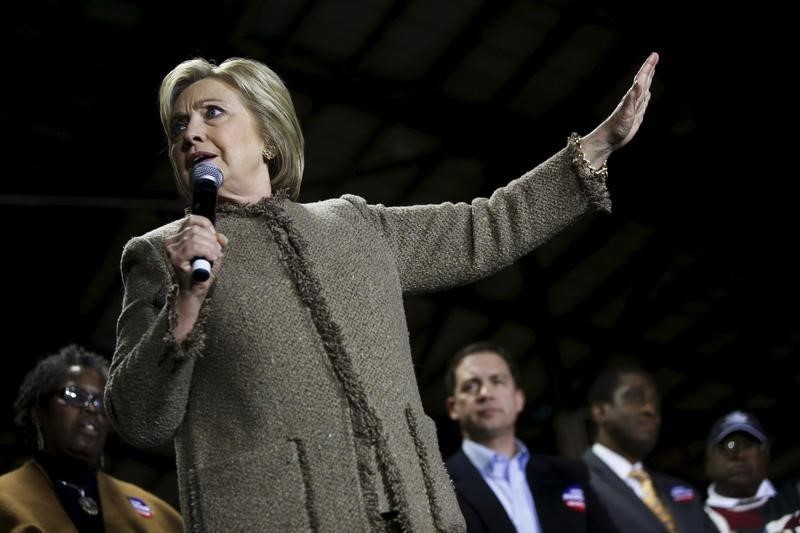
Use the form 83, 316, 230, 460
127, 497, 154, 518
562, 485, 586, 512
670, 485, 696, 503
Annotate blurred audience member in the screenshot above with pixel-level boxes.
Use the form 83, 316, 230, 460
704, 410, 800, 533
583, 365, 714, 533
444, 342, 617, 532
0, 345, 183, 532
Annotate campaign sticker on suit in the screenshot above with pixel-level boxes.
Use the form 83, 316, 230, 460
562, 485, 586, 512
670, 485, 696, 503
127, 497, 154, 518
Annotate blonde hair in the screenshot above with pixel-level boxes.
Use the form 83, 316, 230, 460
159, 57, 305, 200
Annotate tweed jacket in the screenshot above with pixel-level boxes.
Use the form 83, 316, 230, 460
106, 140, 610, 532
0, 460, 183, 532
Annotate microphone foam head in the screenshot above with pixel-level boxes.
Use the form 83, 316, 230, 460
191, 163, 224, 189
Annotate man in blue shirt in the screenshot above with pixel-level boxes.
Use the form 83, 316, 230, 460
444, 342, 617, 532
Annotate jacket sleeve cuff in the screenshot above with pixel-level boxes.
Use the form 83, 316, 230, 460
567, 132, 613, 213
160, 282, 210, 362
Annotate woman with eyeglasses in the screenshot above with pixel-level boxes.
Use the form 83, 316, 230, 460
0, 344, 183, 532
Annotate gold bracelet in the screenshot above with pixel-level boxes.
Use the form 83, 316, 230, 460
569, 133, 608, 180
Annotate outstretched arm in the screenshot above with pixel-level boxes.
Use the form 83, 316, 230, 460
581, 52, 659, 169
345, 54, 659, 293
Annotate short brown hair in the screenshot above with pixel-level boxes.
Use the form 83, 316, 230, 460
445, 342, 521, 395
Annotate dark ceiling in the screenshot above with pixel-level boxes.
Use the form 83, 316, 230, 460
1, 0, 795, 510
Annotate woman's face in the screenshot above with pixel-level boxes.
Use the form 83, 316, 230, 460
35, 366, 109, 465
169, 77, 271, 203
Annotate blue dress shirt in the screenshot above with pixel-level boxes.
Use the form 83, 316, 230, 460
462, 439, 541, 533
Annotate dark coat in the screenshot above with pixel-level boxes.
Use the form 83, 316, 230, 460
583, 450, 716, 533
447, 449, 618, 532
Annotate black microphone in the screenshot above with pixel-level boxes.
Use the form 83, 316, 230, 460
190, 163, 224, 281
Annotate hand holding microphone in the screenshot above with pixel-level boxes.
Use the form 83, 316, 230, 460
190, 163, 224, 281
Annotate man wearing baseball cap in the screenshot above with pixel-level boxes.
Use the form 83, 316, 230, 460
704, 410, 800, 533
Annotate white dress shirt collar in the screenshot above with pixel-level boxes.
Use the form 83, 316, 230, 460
706, 479, 776, 510
592, 442, 643, 480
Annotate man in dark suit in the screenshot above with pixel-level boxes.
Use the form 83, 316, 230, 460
582, 365, 715, 533
444, 342, 617, 532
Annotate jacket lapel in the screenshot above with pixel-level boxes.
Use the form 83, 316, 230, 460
526, 456, 567, 532
448, 451, 516, 532
583, 450, 667, 533
652, 472, 699, 533
17, 461, 79, 533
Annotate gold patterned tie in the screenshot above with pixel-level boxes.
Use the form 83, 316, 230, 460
629, 468, 678, 533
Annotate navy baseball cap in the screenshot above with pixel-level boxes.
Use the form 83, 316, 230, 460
707, 410, 767, 444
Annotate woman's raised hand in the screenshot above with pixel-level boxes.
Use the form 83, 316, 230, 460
581, 52, 659, 168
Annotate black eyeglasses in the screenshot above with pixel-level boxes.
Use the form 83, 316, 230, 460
54, 385, 104, 412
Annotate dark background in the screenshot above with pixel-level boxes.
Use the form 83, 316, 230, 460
1, 0, 796, 509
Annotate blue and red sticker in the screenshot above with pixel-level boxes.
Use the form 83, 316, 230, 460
127, 497, 154, 518
670, 485, 696, 503
562, 485, 586, 512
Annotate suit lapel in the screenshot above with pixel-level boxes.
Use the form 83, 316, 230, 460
448, 451, 516, 532
18, 461, 80, 533
584, 452, 646, 510
583, 451, 667, 533
526, 457, 566, 532
652, 472, 696, 533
